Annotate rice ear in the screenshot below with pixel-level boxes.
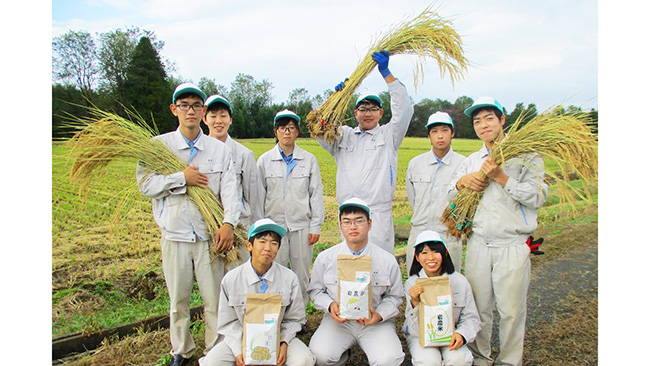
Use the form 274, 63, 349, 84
308, 6, 469, 143
66, 107, 247, 264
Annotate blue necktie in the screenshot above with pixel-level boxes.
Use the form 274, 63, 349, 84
280, 147, 297, 176
182, 133, 200, 163
260, 278, 268, 294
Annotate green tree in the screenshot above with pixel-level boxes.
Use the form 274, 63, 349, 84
227, 74, 275, 138
198, 77, 228, 97
122, 37, 173, 132
52, 30, 100, 99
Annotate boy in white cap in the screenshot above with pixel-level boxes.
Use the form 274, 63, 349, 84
136, 83, 240, 366
449, 97, 547, 366
317, 50, 415, 254
307, 197, 405, 366
403, 230, 480, 366
199, 218, 315, 366
257, 109, 324, 304
405, 112, 467, 274
203, 94, 263, 264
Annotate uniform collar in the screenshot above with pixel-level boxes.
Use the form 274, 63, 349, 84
245, 259, 278, 285
427, 147, 455, 165
174, 128, 205, 151
271, 143, 304, 160
353, 124, 380, 135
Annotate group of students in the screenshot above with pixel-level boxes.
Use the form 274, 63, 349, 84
137, 51, 546, 366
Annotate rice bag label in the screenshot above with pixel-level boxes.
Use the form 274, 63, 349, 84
245, 322, 277, 364
423, 303, 454, 347
416, 276, 455, 348
355, 271, 370, 282
339, 280, 369, 319
437, 295, 452, 306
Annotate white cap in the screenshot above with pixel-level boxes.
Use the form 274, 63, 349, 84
248, 218, 287, 240
425, 111, 454, 130
338, 197, 370, 217
412, 230, 446, 249
274, 109, 301, 126
172, 82, 206, 103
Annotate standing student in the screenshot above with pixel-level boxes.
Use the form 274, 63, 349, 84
403, 230, 480, 366
316, 50, 414, 253
257, 109, 324, 304
449, 97, 547, 366
136, 83, 240, 366
405, 112, 467, 273
203, 94, 263, 264
308, 198, 405, 366
199, 218, 315, 366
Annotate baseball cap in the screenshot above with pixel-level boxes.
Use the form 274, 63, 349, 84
338, 197, 371, 217
248, 218, 287, 241
463, 96, 504, 117
274, 109, 301, 126
172, 83, 207, 104
425, 111, 454, 130
355, 93, 383, 108
412, 230, 446, 250
205, 94, 232, 114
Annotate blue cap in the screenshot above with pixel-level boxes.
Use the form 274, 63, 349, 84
464, 96, 504, 117
172, 83, 206, 104
274, 109, 301, 126
205, 94, 232, 114
355, 93, 383, 108
248, 218, 287, 241
425, 112, 454, 130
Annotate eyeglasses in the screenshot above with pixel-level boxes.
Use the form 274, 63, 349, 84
340, 218, 368, 227
277, 125, 298, 133
356, 107, 381, 113
175, 103, 204, 111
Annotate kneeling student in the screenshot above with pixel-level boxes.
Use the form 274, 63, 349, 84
200, 218, 315, 366
403, 230, 480, 366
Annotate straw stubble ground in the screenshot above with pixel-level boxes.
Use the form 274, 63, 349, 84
53, 137, 597, 365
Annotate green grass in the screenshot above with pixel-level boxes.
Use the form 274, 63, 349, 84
52, 135, 596, 337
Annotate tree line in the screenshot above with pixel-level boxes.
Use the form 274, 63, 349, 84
52, 28, 598, 140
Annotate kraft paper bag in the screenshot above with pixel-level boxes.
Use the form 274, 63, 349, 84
337, 254, 372, 319
243, 293, 282, 365
417, 275, 454, 347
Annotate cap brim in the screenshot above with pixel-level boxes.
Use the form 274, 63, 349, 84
274, 113, 301, 125
338, 202, 370, 217
173, 87, 207, 103
356, 95, 382, 108
464, 103, 501, 117
248, 223, 287, 240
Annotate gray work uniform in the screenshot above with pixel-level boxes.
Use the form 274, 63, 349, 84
448, 144, 547, 366
406, 148, 467, 273
136, 128, 240, 358
307, 242, 405, 366
317, 80, 414, 253
403, 270, 480, 366
257, 144, 324, 303
199, 260, 315, 366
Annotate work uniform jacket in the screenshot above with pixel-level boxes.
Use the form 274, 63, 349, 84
136, 128, 240, 242
402, 270, 480, 344
448, 144, 547, 246
257, 144, 324, 235
216, 260, 306, 357
406, 148, 467, 234
224, 134, 263, 228
307, 242, 404, 322
317, 79, 414, 213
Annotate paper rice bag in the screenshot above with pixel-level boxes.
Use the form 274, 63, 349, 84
417, 275, 454, 347
337, 254, 372, 319
243, 293, 282, 365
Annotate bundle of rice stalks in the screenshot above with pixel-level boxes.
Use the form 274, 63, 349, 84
307, 5, 468, 143
441, 109, 598, 240
67, 107, 247, 264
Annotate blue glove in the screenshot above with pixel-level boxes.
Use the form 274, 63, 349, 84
372, 50, 391, 78
334, 78, 349, 92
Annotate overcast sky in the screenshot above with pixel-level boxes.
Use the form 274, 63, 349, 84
51, 0, 598, 113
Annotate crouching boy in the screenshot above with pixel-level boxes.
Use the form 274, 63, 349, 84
307, 198, 405, 366
200, 218, 315, 366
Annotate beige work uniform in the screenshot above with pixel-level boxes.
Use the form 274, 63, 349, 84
405, 148, 467, 273
448, 144, 547, 366
307, 242, 405, 366
257, 144, 324, 303
317, 80, 414, 253
137, 128, 240, 358
199, 260, 314, 366
403, 270, 480, 366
